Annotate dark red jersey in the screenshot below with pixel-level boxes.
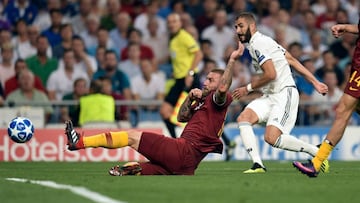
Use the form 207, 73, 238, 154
181, 91, 233, 154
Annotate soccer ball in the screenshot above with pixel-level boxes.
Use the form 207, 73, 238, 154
7, 117, 34, 143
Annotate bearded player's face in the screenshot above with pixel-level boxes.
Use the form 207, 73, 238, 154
202, 72, 221, 96
234, 18, 252, 43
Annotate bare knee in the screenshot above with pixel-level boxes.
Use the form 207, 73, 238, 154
127, 130, 142, 150
264, 134, 277, 146
264, 126, 282, 146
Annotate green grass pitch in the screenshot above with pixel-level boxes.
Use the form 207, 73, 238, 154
0, 161, 359, 203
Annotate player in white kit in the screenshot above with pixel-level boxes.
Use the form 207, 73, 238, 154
232, 12, 329, 173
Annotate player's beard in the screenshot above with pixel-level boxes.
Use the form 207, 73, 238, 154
237, 27, 251, 43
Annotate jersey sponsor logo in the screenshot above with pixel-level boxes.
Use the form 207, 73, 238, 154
255, 50, 265, 63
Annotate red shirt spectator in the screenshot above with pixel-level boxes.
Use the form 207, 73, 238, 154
4, 59, 46, 97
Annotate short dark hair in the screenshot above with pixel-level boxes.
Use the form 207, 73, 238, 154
210, 68, 224, 75
89, 79, 103, 94
235, 12, 256, 24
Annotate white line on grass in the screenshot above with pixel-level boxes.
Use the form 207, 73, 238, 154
6, 178, 126, 203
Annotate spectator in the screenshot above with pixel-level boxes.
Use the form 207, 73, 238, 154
198, 58, 217, 85
18, 25, 52, 59
142, 16, 169, 66
25, 35, 58, 86
100, 76, 127, 121
5, 68, 53, 122
194, 0, 218, 34
180, 12, 194, 29
296, 56, 317, 100
78, 79, 115, 126
93, 50, 132, 101
229, 60, 251, 92
41, 8, 64, 48
134, 0, 167, 39
299, 10, 322, 48
4, 59, 45, 97
308, 70, 342, 125
47, 49, 89, 101
303, 31, 328, 69
120, 0, 146, 21
260, 0, 280, 30
185, 0, 204, 21
119, 42, 142, 79
315, 50, 344, 86
0, 14, 11, 31
0, 42, 15, 88
198, 39, 225, 70
52, 24, 74, 59
274, 24, 289, 50
61, 77, 89, 127
201, 9, 234, 62
170, 0, 186, 15
109, 12, 132, 56
95, 46, 106, 70
71, 0, 92, 34
130, 58, 165, 126
341, 0, 359, 24
294, 56, 317, 125
87, 27, 116, 57
310, 0, 327, 16
315, 0, 339, 30
289, 0, 311, 30
59, 0, 78, 18
227, 0, 249, 26
120, 28, 155, 63
11, 19, 29, 58
33, 0, 70, 32
71, 35, 97, 79
329, 30, 357, 69
3, 0, 38, 26
288, 42, 304, 61
100, 0, 122, 31
80, 14, 100, 52
157, 0, 172, 19
0, 29, 17, 62
276, 9, 302, 46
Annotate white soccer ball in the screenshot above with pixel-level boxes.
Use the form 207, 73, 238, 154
7, 117, 34, 143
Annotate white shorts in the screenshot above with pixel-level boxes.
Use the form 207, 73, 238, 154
246, 86, 299, 134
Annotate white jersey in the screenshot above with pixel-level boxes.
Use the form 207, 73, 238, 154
246, 31, 295, 94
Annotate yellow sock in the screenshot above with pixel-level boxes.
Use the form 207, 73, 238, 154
312, 140, 334, 171
83, 131, 128, 148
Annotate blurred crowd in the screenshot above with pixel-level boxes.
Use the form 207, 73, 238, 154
0, 0, 359, 127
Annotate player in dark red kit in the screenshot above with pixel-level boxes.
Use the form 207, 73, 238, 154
64, 42, 245, 176
293, 18, 360, 177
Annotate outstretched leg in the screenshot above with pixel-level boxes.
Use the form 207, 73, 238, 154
65, 120, 141, 150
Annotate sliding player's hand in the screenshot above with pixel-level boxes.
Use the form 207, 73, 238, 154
232, 86, 248, 100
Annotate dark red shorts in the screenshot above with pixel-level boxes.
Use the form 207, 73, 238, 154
344, 67, 360, 98
138, 132, 206, 175
345, 40, 360, 98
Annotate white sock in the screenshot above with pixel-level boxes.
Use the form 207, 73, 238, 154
238, 122, 265, 167
273, 134, 318, 156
